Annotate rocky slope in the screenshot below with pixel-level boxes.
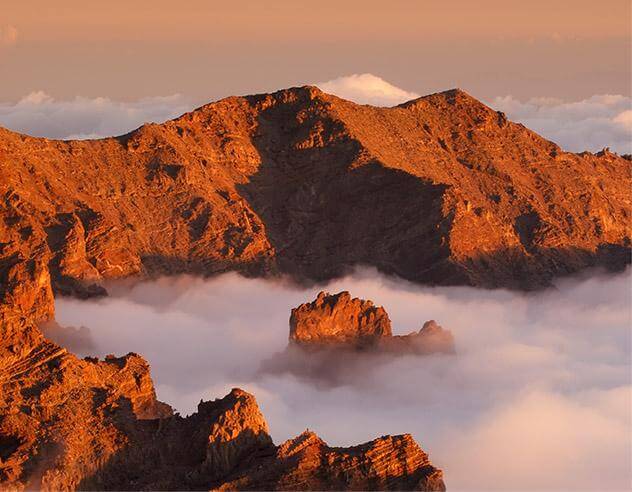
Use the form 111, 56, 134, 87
0, 346, 445, 492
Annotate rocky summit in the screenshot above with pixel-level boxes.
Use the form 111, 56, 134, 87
0, 85, 630, 490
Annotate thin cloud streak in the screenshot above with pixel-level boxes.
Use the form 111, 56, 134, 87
490, 94, 632, 154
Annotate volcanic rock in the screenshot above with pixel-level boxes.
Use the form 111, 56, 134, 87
290, 291, 455, 354
219, 430, 446, 491
0, 86, 629, 308
290, 291, 392, 347
1, 85, 630, 490
260, 291, 454, 386
0, 344, 444, 492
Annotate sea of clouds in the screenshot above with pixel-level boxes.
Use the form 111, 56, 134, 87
52, 267, 632, 491
1, 73, 630, 154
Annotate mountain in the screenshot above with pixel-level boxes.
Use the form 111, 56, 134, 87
289, 290, 455, 354
1, 86, 629, 311
0, 85, 630, 490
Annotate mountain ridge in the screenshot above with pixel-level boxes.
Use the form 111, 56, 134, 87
0, 83, 629, 490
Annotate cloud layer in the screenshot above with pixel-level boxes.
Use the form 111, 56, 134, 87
0, 92, 194, 139
491, 94, 632, 154
53, 268, 632, 490
316, 73, 420, 106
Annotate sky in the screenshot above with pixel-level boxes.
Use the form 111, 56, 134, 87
1, 1, 630, 102
52, 267, 632, 490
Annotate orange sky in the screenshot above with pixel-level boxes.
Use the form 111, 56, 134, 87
1, 0, 630, 101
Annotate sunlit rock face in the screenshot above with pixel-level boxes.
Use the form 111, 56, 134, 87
289, 290, 455, 355
1, 86, 629, 308
0, 84, 630, 491
0, 375, 445, 491
290, 291, 393, 347
260, 291, 455, 387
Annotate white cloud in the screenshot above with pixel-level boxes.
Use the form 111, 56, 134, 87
316, 73, 420, 106
53, 267, 632, 490
0, 25, 18, 46
490, 94, 632, 154
0, 92, 195, 140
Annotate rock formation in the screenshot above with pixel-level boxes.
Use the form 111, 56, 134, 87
290, 291, 392, 347
260, 291, 454, 386
0, 347, 445, 492
1, 85, 631, 490
290, 291, 455, 354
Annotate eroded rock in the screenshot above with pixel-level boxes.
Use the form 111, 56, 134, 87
290, 291, 455, 355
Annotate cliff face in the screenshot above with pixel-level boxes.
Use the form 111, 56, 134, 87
0, 335, 171, 490
81, 388, 445, 491
290, 291, 392, 347
0, 358, 445, 492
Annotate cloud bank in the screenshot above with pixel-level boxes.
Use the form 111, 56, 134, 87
491, 94, 632, 154
316, 73, 420, 106
53, 268, 632, 490
0, 92, 194, 140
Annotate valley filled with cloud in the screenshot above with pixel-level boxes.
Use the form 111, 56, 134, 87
52, 268, 632, 490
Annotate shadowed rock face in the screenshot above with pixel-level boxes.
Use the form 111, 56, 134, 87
290, 291, 455, 354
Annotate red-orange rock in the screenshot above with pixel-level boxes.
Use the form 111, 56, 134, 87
0, 86, 629, 309
289, 291, 455, 354
290, 291, 392, 347
1, 84, 630, 490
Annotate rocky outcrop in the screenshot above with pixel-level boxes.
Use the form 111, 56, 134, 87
290, 291, 455, 355
261, 291, 454, 386
290, 291, 392, 347
219, 430, 445, 491
0, 348, 444, 492
0, 337, 171, 490
82, 388, 444, 491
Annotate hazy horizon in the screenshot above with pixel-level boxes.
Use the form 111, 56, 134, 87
1, 1, 630, 103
